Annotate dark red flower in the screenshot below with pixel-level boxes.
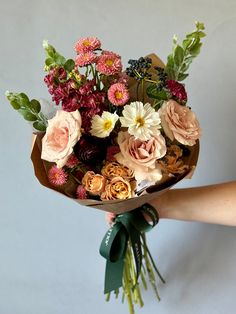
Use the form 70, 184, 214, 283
62, 96, 80, 112
74, 135, 107, 164
106, 146, 120, 161
167, 80, 187, 102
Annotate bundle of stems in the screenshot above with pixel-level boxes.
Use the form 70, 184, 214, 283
106, 234, 165, 314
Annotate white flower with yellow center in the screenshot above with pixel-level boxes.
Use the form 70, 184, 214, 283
119, 101, 162, 141
90, 111, 119, 138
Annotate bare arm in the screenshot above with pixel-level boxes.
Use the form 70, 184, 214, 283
149, 181, 236, 226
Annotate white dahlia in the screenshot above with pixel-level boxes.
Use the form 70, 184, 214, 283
90, 111, 119, 138
119, 101, 161, 141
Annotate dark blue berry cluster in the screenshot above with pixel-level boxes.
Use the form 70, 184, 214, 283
126, 57, 152, 81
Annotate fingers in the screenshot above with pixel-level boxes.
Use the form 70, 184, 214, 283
105, 212, 116, 225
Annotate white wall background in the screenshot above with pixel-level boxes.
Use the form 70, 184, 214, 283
1, 1, 236, 313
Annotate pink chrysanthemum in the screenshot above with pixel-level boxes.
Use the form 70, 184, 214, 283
102, 50, 121, 58
74, 37, 101, 54
76, 185, 87, 199
75, 52, 97, 67
48, 165, 68, 186
108, 83, 129, 106
66, 154, 79, 168
96, 52, 122, 76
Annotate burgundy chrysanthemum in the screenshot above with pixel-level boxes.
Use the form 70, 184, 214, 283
48, 165, 68, 186
76, 185, 87, 199
166, 80, 187, 102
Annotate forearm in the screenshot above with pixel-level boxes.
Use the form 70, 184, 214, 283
150, 181, 236, 226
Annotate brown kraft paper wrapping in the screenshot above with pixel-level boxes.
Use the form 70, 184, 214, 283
31, 54, 200, 214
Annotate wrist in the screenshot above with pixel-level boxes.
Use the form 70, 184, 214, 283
149, 190, 170, 220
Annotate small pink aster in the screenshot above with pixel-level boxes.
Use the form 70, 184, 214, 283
102, 50, 121, 58
76, 185, 87, 199
65, 154, 79, 168
75, 52, 97, 67
96, 52, 122, 76
48, 165, 68, 186
74, 37, 101, 54
108, 83, 129, 106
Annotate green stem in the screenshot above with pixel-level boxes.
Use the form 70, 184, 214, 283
140, 268, 147, 290
142, 234, 161, 301
142, 234, 165, 284
90, 64, 95, 78
141, 80, 144, 103
144, 78, 160, 84
105, 293, 110, 302
136, 81, 140, 100
124, 251, 135, 314
95, 70, 101, 91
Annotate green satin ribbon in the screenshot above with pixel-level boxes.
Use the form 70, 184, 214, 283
99, 203, 159, 294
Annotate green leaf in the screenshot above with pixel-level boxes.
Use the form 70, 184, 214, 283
177, 73, 189, 81
165, 22, 206, 82
45, 57, 54, 66
195, 21, 205, 31
30, 99, 41, 113
10, 100, 21, 110
165, 55, 176, 80
33, 121, 47, 131
18, 109, 37, 121
54, 52, 66, 65
174, 45, 184, 66
147, 85, 168, 100
190, 42, 202, 56
19, 93, 30, 107
43, 40, 56, 57
64, 59, 75, 72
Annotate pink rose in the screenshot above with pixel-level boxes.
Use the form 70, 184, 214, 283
158, 100, 201, 146
115, 131, 166, 184
41, 110, 82, 167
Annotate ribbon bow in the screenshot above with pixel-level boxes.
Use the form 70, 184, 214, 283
99, 203, 159, 294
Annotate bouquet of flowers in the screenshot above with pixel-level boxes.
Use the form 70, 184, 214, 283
6, 21, 205, 314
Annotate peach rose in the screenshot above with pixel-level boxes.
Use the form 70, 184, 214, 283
158, 145, 189, 175
82, 171, 106, 195
101, 176, 135, 200
41, 110, 82, 168
101, 161, 134, 180
115, 131, 166, 184
158, 100, 201, 146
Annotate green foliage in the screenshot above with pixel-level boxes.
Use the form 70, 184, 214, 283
43, 40, 74, 73
5, 91, 47, 131
165, 21, 206, 82
146, 85, 169, 100
64, 59, 75, 72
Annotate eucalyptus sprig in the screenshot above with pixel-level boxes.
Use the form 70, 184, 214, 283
5, 91, 47, 131
43, 40, 75, 73
165, 21, 206, 81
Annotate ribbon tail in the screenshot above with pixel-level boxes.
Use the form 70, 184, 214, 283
104, 258, 125, 294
